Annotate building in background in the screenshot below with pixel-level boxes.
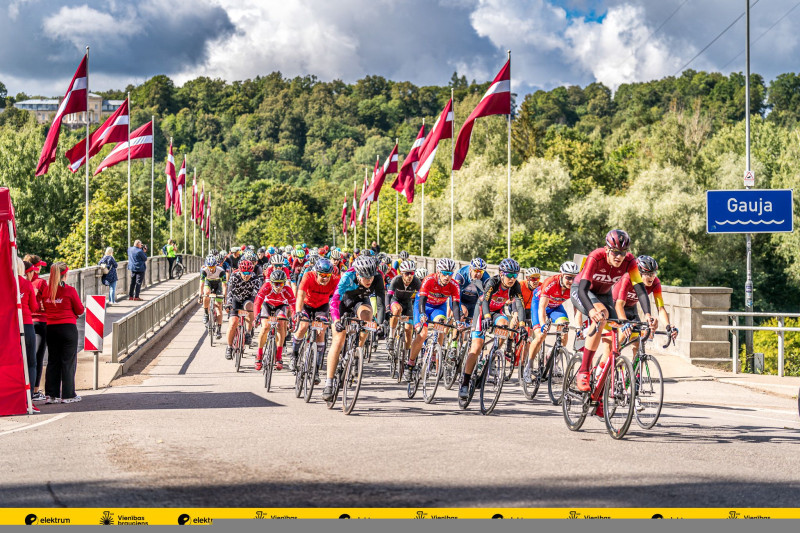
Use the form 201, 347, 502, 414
15, 93, 124, 127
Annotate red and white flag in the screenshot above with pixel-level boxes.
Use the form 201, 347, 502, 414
175, 157, 186, 216
165, 141, 176, 211
453, 60, 510, 170
191, 173, 198, 221
393, 124, 425, 203
66, 98, 129, 173
341, 194, 348, 235
204, 193, 211, 238
364, 144, 398, 203
349, 182, 357, 229
35, 55, 88, 176
415, 99, 453, 184
94, 121, 153, 174
197, 184, 205, 226
359, 160, 378, 223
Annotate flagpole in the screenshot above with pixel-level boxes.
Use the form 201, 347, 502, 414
376, 155, 380, 249
150, 115, 154, 254
84, 45, 90, 268
193, 168, 197, 256
169, 137, 173, 241
450, 87, 455, 259
364, 167, 368, 249
126, 91, 131, 249
183, 155, 187, 254
201, 181, 205, 258
507, 49, 512, 258
420, 118, 425, 257
396, 137, 399, 256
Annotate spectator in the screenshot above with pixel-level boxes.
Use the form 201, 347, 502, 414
99, 247, 118, 305
23, 254, 48, 401
370, 241, 380, 255
42, 262, 85, 404
127, 240, 147, 301
17, 258, 39, 411
164, 238, 178, 279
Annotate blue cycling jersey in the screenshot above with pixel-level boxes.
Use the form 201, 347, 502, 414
454, 265, 489, 308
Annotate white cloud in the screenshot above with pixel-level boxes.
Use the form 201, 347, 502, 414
42, 5, 142, 52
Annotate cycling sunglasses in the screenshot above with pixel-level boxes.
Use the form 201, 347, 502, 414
472, 268, 485, 275
528, 275, 540, 281
240, 271, 253, 276
502, 272, 518, 279
401, 271, 415, 276
608, 248, 628, 257
272, 281, 286, 287
440, 271, 454, 276
317, 272, 332, 278
563, 275, 576, 281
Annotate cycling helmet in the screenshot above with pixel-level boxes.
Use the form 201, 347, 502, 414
295, 248, 306, 259
310, 247, 319, 256
470, 257, 487, 270
637, 255, 658, 273
559, 261, 580, 275
330, 249, 342, 260
242, 250, 256, 262
257, 247, 266, 254
238, 259, 254, 273
270, 255, 284, 266
605, 229, 631, 251
399, 250, 409, 260
525, 267, 541, 277
399, 260, 416, 273
205, 255, 216, 267
415, 267, 428, 279
267, 246, 277, 255
209, 249, 218, 256
353, 255, 377, 278
378, 262, 389, 274
301, 243, 307, 249
247, 245, 255, 251
315, 259, 334, 274
216, 252, 227, 264
230, 246, 239, 253
366, 249, 376, 256
353, 247, 360, 255
270, 269, 287, 283
306, 255, 319, 267
498, 258, 520, 274
284, 245, 293, 253
437, 258, 456, 273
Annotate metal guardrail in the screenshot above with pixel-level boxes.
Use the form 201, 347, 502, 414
702, 311, 798, 376
111, 275, 198, 363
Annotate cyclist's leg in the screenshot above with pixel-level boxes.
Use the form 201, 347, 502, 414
275, 305, 289, 365
430, 303, 448, 345
203, 285, 212, 313
291, 306, 311, 365
464, 305, 486, 375
571, 286, 612, 375
356, 301, 373, 346
409, 296, 428, 365
312, 307, 330, 367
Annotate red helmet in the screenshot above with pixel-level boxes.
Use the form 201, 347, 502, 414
605, 229, 630, 251
238, 260, 254, 272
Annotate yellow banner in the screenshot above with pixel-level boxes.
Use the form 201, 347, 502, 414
2, 508, 794, 525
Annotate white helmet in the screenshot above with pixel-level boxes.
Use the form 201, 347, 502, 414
560, 261, 580, 275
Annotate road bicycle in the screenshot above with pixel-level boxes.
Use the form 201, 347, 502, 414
420, 321, 460, 404
388, 317, 412, 383
618, 324, 674, 429
294, 316, 329, 402
230, 309, 251, 373
459, 323, 521, 415
171, 255, 184, 280
520, 320, 574, 405
204, 294, 223, 347
562, 318, 640, 440
259, 314, 289, 392
443, 318, 470, 390
326, 316, 377, 415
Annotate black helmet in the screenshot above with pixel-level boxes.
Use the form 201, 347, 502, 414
605, 229, 631, 251
637, 255, 658, 273
499, 258, 520, 274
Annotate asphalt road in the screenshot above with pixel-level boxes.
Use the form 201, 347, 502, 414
2, 307, 799, 508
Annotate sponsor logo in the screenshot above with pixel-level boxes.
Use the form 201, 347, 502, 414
492, 514, 504, 519
652, 514, 664, 519
24, 514, 37, 525
178, 514, 191, 525
567, 511, 610, 520
26, 515, 69, 525
415, 511, 428, 519
116, 514, 148, 525
592, 273, 622, 284
339, 514, 351, 519
728, 511, 741, 519
99, 511, 114, 525
568, 511, 581, 519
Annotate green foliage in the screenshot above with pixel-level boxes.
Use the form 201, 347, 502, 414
739, 318, 800, 376
485, 230, 570, 269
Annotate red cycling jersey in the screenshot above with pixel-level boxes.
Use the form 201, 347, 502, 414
613, 273, 664, 308
264, 265, 292, 280
254, 282, 296, 312
576, 248, 641, 295
534, 274, 571, 309
299, 272, 340, 308
419, 274, 460, 306
291, 258, 306, 275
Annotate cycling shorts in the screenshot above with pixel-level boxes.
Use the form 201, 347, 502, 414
623, 305, 640, 322
570, 285, 618, 320
470, 306, 508, 339
390, 298, 413, 317
204, 279, 224, 297
303, 303, 330, 321
413, 295, 448, 326
338, 294, 372, 319
530, 298, 569, 327
231, 299, 254, 313
460, 301, 478, 321
261, 303, 289, 319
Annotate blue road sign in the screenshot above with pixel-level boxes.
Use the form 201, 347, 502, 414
707, 189, 794, 234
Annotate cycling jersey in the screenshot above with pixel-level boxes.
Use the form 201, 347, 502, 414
386, 275, 421, 305
519, 280, 540, 313
418, 274, 460, 306
576, 248, 641, 295
613, 273, 664, 309
453, 265, 489, 308
299, 271, 340, 308
481, 275, 523, 314
201, 266, 227, 283
331, 268, 385, 323
226, 271, 261, 307
291, 258, 306, 275
264, 265, 292, 280
254, 282, 296, 312
534, 274, 571, 309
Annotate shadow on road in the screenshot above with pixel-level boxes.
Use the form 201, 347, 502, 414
39, 391, 281, 413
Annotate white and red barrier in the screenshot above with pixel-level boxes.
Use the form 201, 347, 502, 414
84, 295, 106, 352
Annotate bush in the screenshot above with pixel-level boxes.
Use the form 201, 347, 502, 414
739, 318, 800, 376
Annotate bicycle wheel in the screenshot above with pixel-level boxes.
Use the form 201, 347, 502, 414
634, 354, 664, 429
174, 263, 184, 279
604, 355, 635, 440
480, 349, 505, 415
562, 353, 588, 431
422, 344, 442, 404
304, 343, 319, 403
207, 315, 215, 348
342, 347, 364, 415
264, 337, 275, 392
522, 344, 544, 400
396, 345, 407, 385
388, 332, 399, 379
443, 345, 459, 390
503, 342, 515, 383
294, 339, 309, 398
234, 328, 244, 373
407, 355, 421, 399
548, 347, 570, 406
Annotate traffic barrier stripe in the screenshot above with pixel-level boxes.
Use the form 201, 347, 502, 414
84, 295, 105, 352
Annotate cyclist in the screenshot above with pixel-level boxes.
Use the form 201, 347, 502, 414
406, 258, 462, 382
329, 249, 345, 272
415, 266, 428, 279
290, 247, 307, 290
291, 258, 339, 378
385, 260, 420, 354
322, 256, 385, 401
519, 267, 542, 324
571, 229, 654, 394
523, 261, 578, 383
253, 270, 295, 371
453, 257, 489, 325
459, 258, 525, 400
224, 259, 261, 360
266, 254, 292, 280
199, 255, 227, 337
256, 247, 269, 271
613, 255, 678, 350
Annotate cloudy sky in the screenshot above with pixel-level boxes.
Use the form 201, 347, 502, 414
1, 0, 798, 98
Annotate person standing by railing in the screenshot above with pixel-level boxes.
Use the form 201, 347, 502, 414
99, 247, 119, 305
42, 262, 85, 404
127, 240, 147, 301
23, 254, 48, 402
164, 239, 178, 279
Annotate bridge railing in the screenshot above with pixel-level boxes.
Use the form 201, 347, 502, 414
702, 311, 800, 376
111, 275, 198, 363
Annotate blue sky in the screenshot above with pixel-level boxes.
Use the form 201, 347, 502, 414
1, 0, 797, 98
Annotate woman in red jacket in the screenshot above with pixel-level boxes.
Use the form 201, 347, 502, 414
24, 254, 48, 401
17, 258, 39, 405
42, 262, 85, 404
